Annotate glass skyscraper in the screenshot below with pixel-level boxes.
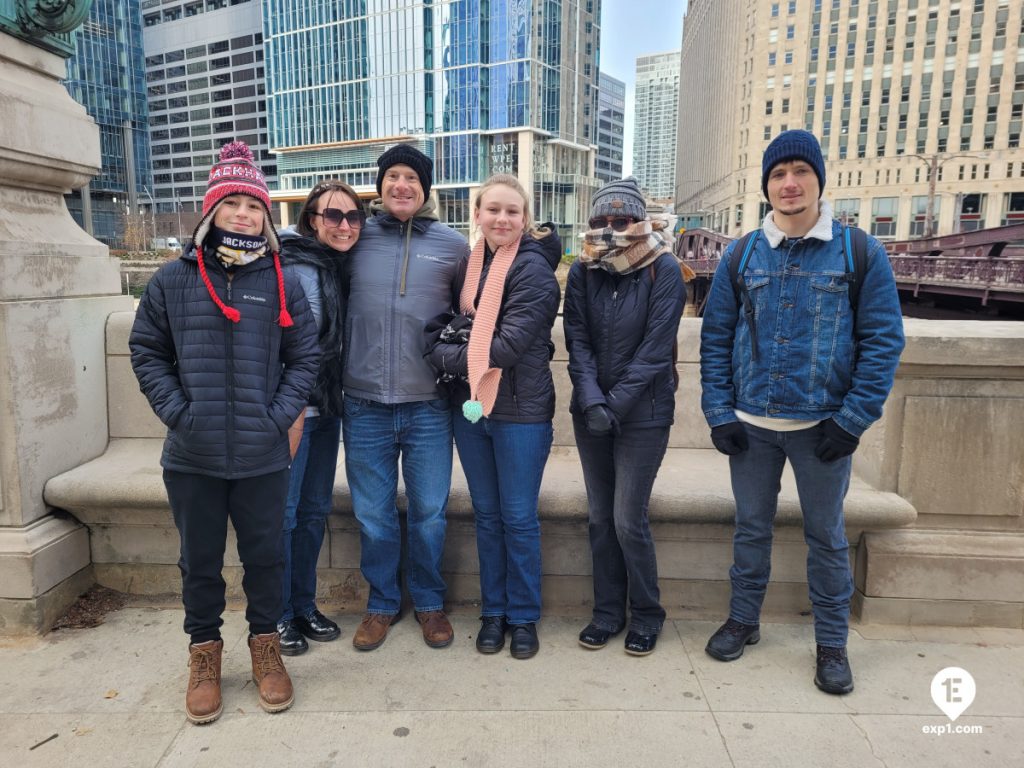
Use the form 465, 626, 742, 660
264, 0, 600, 243
64, 0, 154, 246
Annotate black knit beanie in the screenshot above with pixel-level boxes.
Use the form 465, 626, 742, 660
376, 145, 433, 198
762, 129, 826, 199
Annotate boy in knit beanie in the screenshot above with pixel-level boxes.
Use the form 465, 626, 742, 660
129, 141, 320, 724
699, 129, 904, 696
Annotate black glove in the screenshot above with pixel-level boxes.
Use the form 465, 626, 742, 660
710, 422, 749, 456
814, 418, 859, 463
584, 405, 617, 436
440, 313, 473, 344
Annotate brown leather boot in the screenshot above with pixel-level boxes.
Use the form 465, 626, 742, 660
185, 639, 223, 724
248, 632, 294, 713
352, 612, 398, 651
416, 610, 454, 648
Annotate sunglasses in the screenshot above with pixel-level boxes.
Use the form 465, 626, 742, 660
588, 216, 635, 232
313, 207, 365, 228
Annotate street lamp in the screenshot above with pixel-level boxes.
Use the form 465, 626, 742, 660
910, 152, 989, 238
172, 188, 183, 245
141, 186, 156, 248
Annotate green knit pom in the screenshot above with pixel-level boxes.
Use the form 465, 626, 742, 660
462, 400, 483, 424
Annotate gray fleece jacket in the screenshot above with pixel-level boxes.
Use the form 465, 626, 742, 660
343, 199, 469, 404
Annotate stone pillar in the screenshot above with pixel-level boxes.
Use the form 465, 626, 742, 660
0, 20, 131, 633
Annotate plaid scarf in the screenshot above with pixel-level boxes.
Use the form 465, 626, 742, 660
580, 217, 673, 275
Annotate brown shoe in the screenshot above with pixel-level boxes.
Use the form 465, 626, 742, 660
185, 639, 223, 725
352, 612, 398, 651
416, 610, 453, 648
248, 632, 294, 713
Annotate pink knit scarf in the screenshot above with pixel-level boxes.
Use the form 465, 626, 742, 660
459, 235, 523, 421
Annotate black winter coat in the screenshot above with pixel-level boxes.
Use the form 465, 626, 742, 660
129, 244, 320, 479
279, 229, 347, 417
427, 227, 562, 423
563, 251, 686, 429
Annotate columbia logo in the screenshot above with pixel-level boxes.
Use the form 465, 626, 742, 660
242, 294, 267, 303
416, 253, 443, 263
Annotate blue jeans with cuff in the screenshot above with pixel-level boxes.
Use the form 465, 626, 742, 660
454, 417, 553, 625
727, 421, 853, 647
342, 396, 453, 615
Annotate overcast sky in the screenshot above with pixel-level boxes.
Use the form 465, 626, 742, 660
598, 0, 689, 175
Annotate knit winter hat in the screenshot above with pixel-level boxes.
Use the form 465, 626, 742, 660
193, 141, 280, 252
191, 141, 292, 327
376, 144, 433, 198
761, 129, 826, 200
590, 176, 646, 223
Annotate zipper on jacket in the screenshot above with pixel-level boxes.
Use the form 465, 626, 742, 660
510, 368, 520, 418
225, 274, 235, 472
602, 284, 617, 390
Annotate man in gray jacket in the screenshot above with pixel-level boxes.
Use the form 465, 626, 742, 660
343, 145, 469, 651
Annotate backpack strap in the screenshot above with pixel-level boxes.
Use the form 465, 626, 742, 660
728, 230, 761, 362
729, 230, 761, 307
843, 225, 869, 314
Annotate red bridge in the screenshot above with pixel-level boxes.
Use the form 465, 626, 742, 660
677, 224, 1024, 317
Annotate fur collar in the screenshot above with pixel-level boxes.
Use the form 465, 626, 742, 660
762, 199, 835, 248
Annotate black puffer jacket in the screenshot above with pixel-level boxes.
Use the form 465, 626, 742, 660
130, 244, 320, 479
563, 251, 686, 429
427, 227, 562, 423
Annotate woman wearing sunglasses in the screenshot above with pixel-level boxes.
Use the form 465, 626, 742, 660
276, 180, 366, 655
563, 176, 686, 657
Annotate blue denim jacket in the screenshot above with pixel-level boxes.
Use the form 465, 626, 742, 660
699, 220, 904, 437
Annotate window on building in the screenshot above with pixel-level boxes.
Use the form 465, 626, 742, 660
909, 195, 939, 236
958, 193, 986, 231
871, 197, 898, 238
1002, 192, 1024, 225
835, 198, 860, 227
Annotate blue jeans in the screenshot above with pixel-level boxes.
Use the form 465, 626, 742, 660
574, 421, 670, 635
454, 418, 553, 625
342, 396, 453, 615
727, 421, 853, 647
281, 415, 341, 622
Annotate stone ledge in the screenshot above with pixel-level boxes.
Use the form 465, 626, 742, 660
45, 438, 916, 533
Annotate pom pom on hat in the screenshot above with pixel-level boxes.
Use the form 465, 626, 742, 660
462, 400, 483, 424
218, 141, 255, 162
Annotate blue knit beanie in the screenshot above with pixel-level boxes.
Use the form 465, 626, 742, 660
761, 129, 825, 199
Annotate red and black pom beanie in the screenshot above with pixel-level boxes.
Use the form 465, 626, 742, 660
192, 141, 292, 327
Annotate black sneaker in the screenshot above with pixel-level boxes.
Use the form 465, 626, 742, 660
814, 644, 854, 695
276, 619, 309, 656
624, 630, 657, 656
705, 618, 760, 661
475, 616, 507, 654
509, 623, 539, 660
578, 622, 620, 650
294, 609, 341, 642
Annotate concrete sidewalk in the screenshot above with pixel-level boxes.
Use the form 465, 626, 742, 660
0, 607, 1021, 768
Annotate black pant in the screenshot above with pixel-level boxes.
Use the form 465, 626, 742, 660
164, 468, 290, 644
574, 421, 670, 635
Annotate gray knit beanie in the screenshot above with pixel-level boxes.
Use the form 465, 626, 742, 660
590, 176, 646, 222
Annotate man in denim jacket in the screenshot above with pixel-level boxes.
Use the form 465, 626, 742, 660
699, 130, 904, 695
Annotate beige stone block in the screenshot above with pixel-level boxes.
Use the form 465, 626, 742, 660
107, 354, 164, 439
0, 516, 90, 599
898, 395, 1024, 518
0, 296, 130, 528
856, 592, 1024, 629
0, 565, 94, 636
860, 530, 1024, 602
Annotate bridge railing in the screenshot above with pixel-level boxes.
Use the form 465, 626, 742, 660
676, 225, 1024, 298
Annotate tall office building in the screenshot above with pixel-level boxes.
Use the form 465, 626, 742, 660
263, 0, 601, 244
64, 0, 154, 246
676, 0, 1024, 239
595, 73, 626, 183
141, 0, 273, 221
632, 51, 681, 200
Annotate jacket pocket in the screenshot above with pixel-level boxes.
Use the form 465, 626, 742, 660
807, 276, 853, 405
734, 275, 769, 399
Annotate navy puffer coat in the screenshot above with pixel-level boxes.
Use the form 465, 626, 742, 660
427, 227, 562, 423
130, 244, 320, 479
563, 251, 686, 429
